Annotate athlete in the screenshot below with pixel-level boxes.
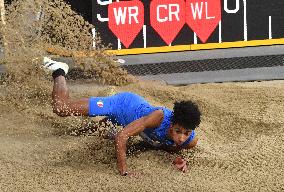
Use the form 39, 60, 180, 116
43, 57, 201, 176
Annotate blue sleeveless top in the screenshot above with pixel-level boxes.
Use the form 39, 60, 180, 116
135, 104, 175, 146
107, 92, 195, 147
109, 92, 175, 146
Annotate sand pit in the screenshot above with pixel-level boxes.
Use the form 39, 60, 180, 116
0, 80, 284, 192
0, 0, 284, 191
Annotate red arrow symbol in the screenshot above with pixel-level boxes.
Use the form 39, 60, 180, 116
150, 0, 186, 45
108, 0, 144, 48
186, 0, 221, 43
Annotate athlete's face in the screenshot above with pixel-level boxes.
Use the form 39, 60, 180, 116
169, 124, 192, 146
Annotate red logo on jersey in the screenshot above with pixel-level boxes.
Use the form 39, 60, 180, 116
97, 101, 104, 108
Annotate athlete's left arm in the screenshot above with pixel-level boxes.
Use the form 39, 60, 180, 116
166, 137, 198, 173
183, 137, 199, 149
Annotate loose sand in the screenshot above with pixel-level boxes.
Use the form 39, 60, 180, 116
1, 0, 284, 191
0, 80, 284, 192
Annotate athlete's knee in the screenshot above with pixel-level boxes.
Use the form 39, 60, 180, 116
52, 100, 71, 117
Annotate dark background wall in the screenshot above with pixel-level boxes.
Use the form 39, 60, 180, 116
6, 0, 284, 49
89, 0, 284, 49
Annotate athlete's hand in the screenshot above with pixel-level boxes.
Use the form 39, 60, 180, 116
172, 156, 188, 173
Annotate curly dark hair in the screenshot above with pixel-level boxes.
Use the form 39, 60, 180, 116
172, 101, 201, 130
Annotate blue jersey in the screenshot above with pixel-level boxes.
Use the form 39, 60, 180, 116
88, 92, 194, 147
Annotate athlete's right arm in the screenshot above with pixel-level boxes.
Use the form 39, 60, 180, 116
115, 109, 164, 176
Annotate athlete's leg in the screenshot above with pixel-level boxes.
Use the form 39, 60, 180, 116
42, 57, 89, 117
43, 57, 119, 118
52, 75, 89, 117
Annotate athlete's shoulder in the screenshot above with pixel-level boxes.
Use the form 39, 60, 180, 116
158, 107, 173, 116
149, 109, 164, 119
142, 109, 164, 128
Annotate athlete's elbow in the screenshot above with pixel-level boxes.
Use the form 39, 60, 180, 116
115, 132, 128, 144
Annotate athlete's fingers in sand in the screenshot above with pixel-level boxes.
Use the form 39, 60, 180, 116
181, 163, 188, 173
173, 162, 183, 169
174, 160, 187, 171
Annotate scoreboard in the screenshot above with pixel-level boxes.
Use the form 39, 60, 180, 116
66, 0, 284, 55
